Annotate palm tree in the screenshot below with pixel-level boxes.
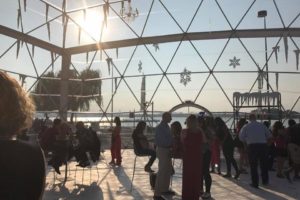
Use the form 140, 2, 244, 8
32, 68, 102, 111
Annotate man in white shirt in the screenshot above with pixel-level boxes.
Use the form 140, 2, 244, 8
239, 113, 271, 188
153, 112, 174, 199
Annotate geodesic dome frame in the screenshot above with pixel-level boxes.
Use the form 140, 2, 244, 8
0, 0, 300, 128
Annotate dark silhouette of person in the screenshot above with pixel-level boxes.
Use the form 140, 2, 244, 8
0, 71, 45, 200
181, 114, 203, 200
39, 118, 61, 152
73, 122, 89, 167
240, 113, 271, 188
215, 117, 239, 179
132, 121, 156, 172
74, 121, 101, 167
170, 121, 183, 159
110, 117, 122, 166
48, 122, 73, 174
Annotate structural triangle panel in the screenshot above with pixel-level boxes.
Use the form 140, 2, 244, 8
142, 0, 183, 37
167, 41, 210, 74
189, 0, 231, 32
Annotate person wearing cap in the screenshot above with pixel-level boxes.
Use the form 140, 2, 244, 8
239, 113, 272, 188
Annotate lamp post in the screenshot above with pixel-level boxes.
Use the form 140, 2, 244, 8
258, 10, 270, 121
144, 101, 154, 128
150, 102, 154, 128
111, 63, 114, 126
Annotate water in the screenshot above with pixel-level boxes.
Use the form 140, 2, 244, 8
35, 111, 298, 132
33, 111, 299, 150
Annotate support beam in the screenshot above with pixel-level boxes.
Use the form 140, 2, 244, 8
59, 53, 71, 121
0, 25, 63, 54
2, 25, 299, 56
66, 28, 300, 55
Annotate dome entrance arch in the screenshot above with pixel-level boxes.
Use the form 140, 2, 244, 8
169, 101, 213, 117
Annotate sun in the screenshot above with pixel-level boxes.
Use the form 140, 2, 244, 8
78, 10, 107, 41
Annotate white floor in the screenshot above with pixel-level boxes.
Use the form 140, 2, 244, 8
43, 149, 300, 200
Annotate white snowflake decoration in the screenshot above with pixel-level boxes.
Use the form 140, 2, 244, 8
229, 56, 240, 68
138, 60, 142, 73
180, 68, 191, 86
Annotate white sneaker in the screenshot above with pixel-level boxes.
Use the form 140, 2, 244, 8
202, 192, 211, 199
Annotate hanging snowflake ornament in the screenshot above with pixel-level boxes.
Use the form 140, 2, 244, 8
229, 56, 240, 68
138, 60, 142, 73
180, 68, 191, 86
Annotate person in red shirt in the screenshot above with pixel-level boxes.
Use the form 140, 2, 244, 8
110, 116, 122, 166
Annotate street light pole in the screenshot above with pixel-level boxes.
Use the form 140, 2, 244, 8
258, 10, 270, 121
111, 62, 114, 127
151, 102, 154, 128
143, 102, 147, 121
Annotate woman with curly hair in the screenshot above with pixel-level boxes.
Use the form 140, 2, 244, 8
0, 71, 45, 200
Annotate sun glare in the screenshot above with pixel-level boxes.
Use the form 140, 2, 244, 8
79, 10, 107, 41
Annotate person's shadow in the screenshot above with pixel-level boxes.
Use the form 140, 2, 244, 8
43, 182, 103, 200
220, 174, 300, 200
110, 166, 146, 199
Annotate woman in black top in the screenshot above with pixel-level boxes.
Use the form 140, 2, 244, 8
215, 117, 240, 179
0, 72, 45, 200
0, 140, 45, 200
199, 116, 215, 199
132, 121, 156, 172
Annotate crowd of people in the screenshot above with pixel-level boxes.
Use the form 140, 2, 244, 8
132, 111, 300, 200
1, 71, 300, 200
39, 119, 101, 174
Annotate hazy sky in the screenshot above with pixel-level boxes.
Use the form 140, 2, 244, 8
0, 0, 300, 113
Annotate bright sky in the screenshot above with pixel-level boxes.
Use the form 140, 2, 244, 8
0, 0, 300, 113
